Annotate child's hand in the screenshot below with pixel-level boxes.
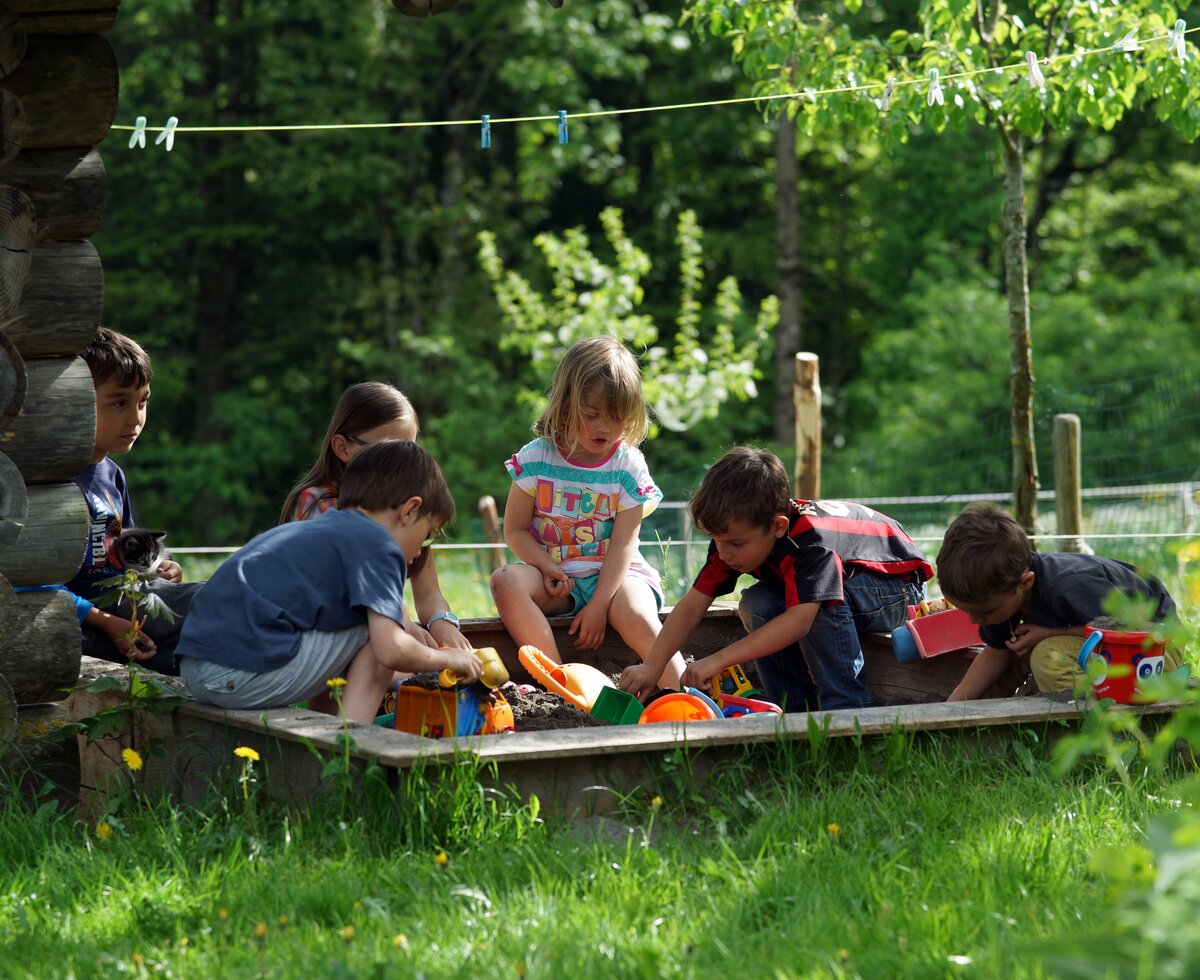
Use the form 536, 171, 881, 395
681, 655, 720, 692
157, 559, 183, 583
105, 616, 157, 661
404, 619, 438, 649
569, 602, 607, 650
618, 662, 658, 699
1006, 624, 1054, 656
441, 649, 482, 684
542, 566, 571, 599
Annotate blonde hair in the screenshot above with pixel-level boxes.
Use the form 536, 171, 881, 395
534, 336, 649, 456
281, 382, 418, 523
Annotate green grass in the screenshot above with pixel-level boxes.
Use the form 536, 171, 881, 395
0, 730, 1183, 977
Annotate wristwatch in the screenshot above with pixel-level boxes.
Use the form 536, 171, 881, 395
426, 611, 461, 629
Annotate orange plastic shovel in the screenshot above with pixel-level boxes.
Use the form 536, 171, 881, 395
517, 644, 615, 711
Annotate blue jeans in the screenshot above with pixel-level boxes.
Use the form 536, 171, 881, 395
738, 569, 924, 712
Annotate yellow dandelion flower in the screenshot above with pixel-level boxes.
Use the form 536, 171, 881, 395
827, 822, 840, 838
838, 948, 849, 963
254, 922, 268, 940
651, 795, 663, 809
278, 915, 289, 927
179, 937, 189, 948
353, 900, 363, 911
434, 849, 449, 866
217, 907, 228, 921
341, 925, 355, 941
393, 933, 409, 949
122, 748, 144, 771
234, 746, 260, 762
327, 677, 347, 690
132, 953, 144, 966
96, 822, 112, 841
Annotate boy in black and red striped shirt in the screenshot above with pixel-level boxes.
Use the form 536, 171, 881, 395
619, 447, 932, 712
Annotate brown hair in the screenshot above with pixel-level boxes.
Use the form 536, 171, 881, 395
534, 336, 649, 457
281, 382, 418, 523
936, 501, 1032, 604
689, 446, 791, 535
338, 440, 454, 526
82, 328, 153, 389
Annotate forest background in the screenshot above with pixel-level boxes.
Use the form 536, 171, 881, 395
98, 0, 1200, 557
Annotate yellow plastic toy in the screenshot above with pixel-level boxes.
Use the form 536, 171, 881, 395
438, 647, 510, 690
517, 644, 614, 711
709, 663, 756, 702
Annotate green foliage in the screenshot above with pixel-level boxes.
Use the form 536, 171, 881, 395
479, 206, 775, 434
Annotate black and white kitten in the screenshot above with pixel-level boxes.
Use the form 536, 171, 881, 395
116, 528, 169, 576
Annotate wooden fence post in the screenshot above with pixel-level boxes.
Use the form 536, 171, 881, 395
478, 495, 503, 572
793, 352, 821, 500
1052, 413, 1091, 554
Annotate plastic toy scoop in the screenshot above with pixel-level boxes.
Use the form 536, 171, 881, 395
517, 645, 615, 711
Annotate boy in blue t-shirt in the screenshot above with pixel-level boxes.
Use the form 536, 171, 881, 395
176, 440, 482, 722
63, 329, 202, 674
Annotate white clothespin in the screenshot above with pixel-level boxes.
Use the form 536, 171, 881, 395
1168, 19, 1188, 65
154, 116, 179, 151
1025, 52, 1045, 89
1112, 28, 1141, 53
875, 76, 896, 112
927, 68, 944, 107
129, 116, 147, 150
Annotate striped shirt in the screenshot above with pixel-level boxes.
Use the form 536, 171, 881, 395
694, 499, 933, 606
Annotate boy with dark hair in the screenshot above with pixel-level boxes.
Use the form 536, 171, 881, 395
939, 501, 1180, 700
176, 441, 481, 722
66, 328, 201, 674
619, 446, 932, 712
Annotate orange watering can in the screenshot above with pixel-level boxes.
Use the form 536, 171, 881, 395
517, 645, 614, 711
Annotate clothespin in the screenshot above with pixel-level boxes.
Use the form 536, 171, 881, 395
1025, 52, 1045, 89
154, 116, 178, 151
927, 68, 944, 107
481, 114, 491, 149
1112, 28, 1140, 53
558, 109, 568, 145
1168, 19, 1188, 65
129, 116, 147, 150
875, 76, 896, 112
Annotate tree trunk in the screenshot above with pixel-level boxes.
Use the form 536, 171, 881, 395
2, 35, 118, 149
773, 110, 802, 445
0, 181, 35, 316
0, 147, 106, 242
0, 354, 95, 483
0, 450, 27, 552
0, 480, 87, 586
1000, 130, 1039, 533
6, 0, 121, 35
0, 240, 101, 356
187, 0, 246, 536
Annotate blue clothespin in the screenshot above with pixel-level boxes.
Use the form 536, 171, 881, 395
874, 76, 896, 112
129, 116, 147, 150
481, 114, 491, 149
1169, 19, 1188, 65
154, 116, 178, 151
926, 68, 944, 107
1025, 52, 1045, 89
558, 109, 568, 145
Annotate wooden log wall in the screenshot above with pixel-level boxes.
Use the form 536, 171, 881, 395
0, 0, 118, 716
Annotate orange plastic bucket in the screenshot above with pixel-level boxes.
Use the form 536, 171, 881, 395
1077, 627, 1167, 704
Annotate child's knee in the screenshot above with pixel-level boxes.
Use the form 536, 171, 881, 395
1029, 636, 1087, 692
490, 564, 524, 600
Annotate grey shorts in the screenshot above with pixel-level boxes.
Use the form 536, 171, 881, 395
179, 625, 368, 709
